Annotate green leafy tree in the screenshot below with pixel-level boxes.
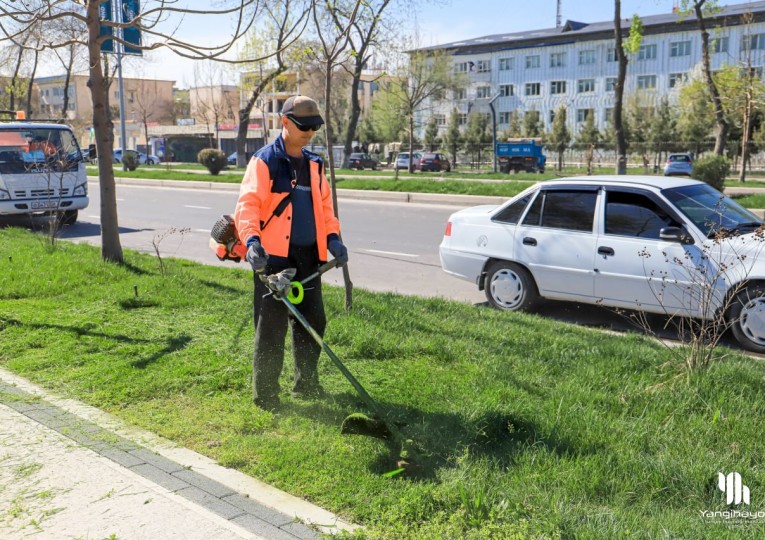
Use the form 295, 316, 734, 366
463, 112, 491, 169
442, 108, 462, 168
423, 116, 441, 151
548, 105, 571, 171
650, 97, 680, 164
523, 109, 543, 138
576, 111, 601, 174
625, 94, 653, 172
678, 75, 716, 155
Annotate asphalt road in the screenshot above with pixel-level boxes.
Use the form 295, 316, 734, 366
57, 181, 488, 304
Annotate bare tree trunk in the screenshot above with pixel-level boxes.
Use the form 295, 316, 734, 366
408, 113, 415, 173
739, 85, 752, 183
87, 0, 123, 263
694, 2, 729, 156
9, 45, 24, 112
614, 1, 628, 175
236, 69, 285, 168
25, 49, 39, 118
342, 68, 362, 168
61, 45, 75, 121
324, 67, 353, 310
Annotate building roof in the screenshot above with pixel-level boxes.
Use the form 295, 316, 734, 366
418, 0, 765, 54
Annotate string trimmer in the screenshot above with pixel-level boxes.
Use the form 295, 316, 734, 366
210, 215, 417, 474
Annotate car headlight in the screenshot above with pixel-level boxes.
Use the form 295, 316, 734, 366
0, 189, 9, 200
73, 183, 87, 196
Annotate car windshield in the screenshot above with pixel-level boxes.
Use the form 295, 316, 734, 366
663, 183, 762, 237
422, 153, 437, 159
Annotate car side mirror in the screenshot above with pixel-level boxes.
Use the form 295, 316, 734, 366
660, 226, 693, 244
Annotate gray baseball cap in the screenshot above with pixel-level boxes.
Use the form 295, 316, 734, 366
281, 95, 324, 127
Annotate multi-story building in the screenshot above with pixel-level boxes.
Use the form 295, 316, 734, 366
417, 1, 765, 136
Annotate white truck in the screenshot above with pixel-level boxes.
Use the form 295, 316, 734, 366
0, 112, 89, 225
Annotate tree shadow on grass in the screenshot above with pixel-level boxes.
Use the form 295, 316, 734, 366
132, 334, 193, 369
281, 390, 596, 481
0, 316, 152, 344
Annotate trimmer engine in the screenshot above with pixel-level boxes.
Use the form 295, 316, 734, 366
209, 214, 247, 262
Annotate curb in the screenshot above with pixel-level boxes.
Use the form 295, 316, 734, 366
87, 176, 510, 207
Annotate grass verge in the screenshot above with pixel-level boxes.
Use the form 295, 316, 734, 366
2, 229, 764, 538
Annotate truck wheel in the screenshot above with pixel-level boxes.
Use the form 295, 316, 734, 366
729, 285, 765, 353
484, 261, 538, 312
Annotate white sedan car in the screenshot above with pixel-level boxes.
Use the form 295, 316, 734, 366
440, 176, 765, 352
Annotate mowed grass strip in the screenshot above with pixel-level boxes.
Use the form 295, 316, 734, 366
1, 228, 764, 538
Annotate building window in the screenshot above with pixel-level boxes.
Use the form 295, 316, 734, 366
577, 79, 595, 93
550, 52, 566, 68
638, 44, 657, 60
605, 77, 617, 92
742, 34, 765, 52
670, 40, 692, 57
607, 48, 617, 62
549, 110, 556, 124
458, 113, 468, 126
476, 60, 491, 73
454, 62, 469, 73
499, 111, 512, 124
604, 108, 614, 124
550, 80, 567, 94
669, 72, 688, 88
454, 88, 466, 100
525, 82, 541, 96
526, 55, 540, 69
476, 86, 492, 99
712, 36, 729, 53
499, 57, 514, 70
499, 84, 514, 97
576, 109, 594, 123
434, 114, 446, 126
637, 75, 657, 89
579, 50, 596, 65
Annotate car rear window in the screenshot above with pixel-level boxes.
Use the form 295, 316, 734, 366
669, 155, 691, 162
422, 153, 437, 159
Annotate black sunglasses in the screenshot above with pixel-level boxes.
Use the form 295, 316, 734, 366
287, 115, 321, 132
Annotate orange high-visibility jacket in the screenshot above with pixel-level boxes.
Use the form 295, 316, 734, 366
234, 135, 340, 265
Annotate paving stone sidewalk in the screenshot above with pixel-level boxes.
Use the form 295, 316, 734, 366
0, 369, 356, 539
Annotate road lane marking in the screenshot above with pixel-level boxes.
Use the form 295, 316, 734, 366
184, 205, 212, 210
194, 229, 211, 233
362, 249, 418, 258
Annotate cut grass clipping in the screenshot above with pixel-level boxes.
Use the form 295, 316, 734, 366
1, 228, 765, 538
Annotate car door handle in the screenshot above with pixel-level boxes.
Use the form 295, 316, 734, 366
597, 246, 615, 256
523, 237, 537, 246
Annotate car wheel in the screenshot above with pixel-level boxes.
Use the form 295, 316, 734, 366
147, 159, 155, 165
729, 284, 765, 353
484, 261, 538, 311
56, 210, 78, 227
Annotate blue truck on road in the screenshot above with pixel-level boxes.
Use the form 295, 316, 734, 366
496, 139, 546, 174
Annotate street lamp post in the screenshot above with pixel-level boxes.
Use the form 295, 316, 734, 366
488, 93, 501, 173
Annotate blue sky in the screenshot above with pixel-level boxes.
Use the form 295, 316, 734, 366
135, 0, 689, 86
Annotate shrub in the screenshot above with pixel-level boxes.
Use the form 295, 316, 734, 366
198, 148, 227, 175
691, 155, 730, 192
122, 151, 138, 171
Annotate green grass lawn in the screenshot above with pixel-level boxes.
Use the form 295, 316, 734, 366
1, 229, 763, 538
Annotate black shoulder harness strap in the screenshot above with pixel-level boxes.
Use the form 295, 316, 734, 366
260, 193, 291, 231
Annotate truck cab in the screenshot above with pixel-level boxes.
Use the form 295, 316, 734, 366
496, 138, 546, 174
0, 112, 88, 225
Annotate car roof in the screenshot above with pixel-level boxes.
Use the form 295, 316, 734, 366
545, 175, 701, 190
0, 122, 73, 130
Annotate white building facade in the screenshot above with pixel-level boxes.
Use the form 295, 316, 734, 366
418, 1, 765, 136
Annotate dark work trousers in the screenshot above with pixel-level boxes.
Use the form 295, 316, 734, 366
251, 244, 326, 402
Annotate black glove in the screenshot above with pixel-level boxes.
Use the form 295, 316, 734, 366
246, 238, 268, 273
328, 239, 348, 266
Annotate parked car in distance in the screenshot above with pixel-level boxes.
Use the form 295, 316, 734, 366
420, 152, 451, 172
664, 153, 693, 176
395, 152, 421, 171
228, 152, 237, 165
440, 175, 765, 352
113, 148, 159, 165
348, 152, 380, 170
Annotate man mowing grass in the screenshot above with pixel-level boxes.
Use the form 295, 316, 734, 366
234, 95, 349, 412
